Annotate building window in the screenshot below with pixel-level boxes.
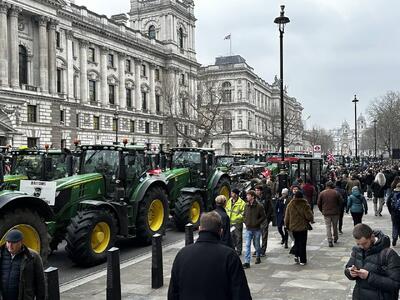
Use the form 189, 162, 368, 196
73, 76, 78, 98
159, 123, 163, 135
145, 122, 150, 134
184, 125, 188, 135
89, 80, 96, 102
61, 139, 66, 149
27, 138, 38, 148
178, 27, 184, 48
181, 98, 187, 115
126, 88, 132, 108
130, 120, 135, 133
109, 85, 115, 105
60, 110, 65, 124
223, 117, 232, 132
180, 73, 185, 85
56, 31, 61, 48
19, 45, 28, 85
155, 69, 160, 81
27, 105, 37, 123
148, 25, 156, 39
156, 95, 161, 113
93, 116, 100, 130
76, 113, 80, 128
222, 82, 232, 102
141, 64, 146, 77
88, 47, 95, 62
56, 68, 62, 93
108, 54, 114, 67
126, 59, 131, 72
142, 92, 147, 110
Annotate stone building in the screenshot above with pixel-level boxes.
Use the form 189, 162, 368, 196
198, 55, 304, 155
0, 0, 198, 148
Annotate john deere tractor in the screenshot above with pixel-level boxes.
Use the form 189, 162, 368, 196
164, 147, 231, 230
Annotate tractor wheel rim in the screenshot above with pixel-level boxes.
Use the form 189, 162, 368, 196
91, 222, 111, 254
190, 201, 201, 224
148, 199, 164, 232
220, 185, 230, 200
1, 225, 40, 252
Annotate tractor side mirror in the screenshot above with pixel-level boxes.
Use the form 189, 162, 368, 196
160, 152, 167, 170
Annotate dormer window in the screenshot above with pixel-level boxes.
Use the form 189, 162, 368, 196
148, 25, 156, 40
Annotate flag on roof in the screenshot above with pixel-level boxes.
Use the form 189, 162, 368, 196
224, 34, 231, 40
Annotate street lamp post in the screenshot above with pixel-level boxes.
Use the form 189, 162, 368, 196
274, 5, 290, 162
114, 109, 119, 145
373, 119, 377, 158
352, 95, 359, 161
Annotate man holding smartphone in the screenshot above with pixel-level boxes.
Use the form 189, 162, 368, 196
345, 223, 400, 299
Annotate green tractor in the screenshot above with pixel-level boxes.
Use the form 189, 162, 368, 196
165, 147, 231, 230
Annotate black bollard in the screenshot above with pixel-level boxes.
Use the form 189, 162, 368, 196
185, 223, 194, 246
45, 267, 60, 300
152, 233, 163, 289
106, 247, 121, 300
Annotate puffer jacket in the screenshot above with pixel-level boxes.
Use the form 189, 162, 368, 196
345, 231, 400, 300
0, 245, 45, 300
347, 189, 368, 214
284, 197, 314, 232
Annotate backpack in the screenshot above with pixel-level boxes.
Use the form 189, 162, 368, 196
391, 192, 400, 213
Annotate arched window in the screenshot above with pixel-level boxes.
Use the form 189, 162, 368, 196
178, 27, 184, 48
19, 45, 28, 85
222, 82, 232, 102
148, 25, 156, 40
238, 119, 243, 130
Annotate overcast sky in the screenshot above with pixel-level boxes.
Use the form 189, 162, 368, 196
76, 0, 400, 130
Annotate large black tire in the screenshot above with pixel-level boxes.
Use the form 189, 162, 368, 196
65, 210, 117, 267
136, 187, 169, 244
0, 209, 49, 264
212, 177, 231, 206
174, 193, 204, 231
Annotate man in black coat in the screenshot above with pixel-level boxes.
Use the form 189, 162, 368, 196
168, 211, 252, 300
255, 184, 274, 256
0, 229, 45, 300
214, 195, 234, 248
345, 223, 400, 300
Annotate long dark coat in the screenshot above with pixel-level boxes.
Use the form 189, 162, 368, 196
345, 231, 400, 300
168, 231, 252, 300
214, 206, 234, 248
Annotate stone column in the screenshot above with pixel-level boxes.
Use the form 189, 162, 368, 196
118, 53, 126, 109
192, 25, 196, 50
100, 47, 108, 107
38, 16, 49, 93
65, 30, 74, 99
149, 63, 156, 114
79, 39, 88, 103
9, 5, 21, 88
48, 19, 58, 94
0, 2, 9, 87
134, 58, 141, 110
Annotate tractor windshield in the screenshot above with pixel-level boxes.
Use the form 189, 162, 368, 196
172, 151, 201, 168
81, 149, 119, 176
11, 154, 42, 179
216, 156, 234, 166
46, 154, 70, 180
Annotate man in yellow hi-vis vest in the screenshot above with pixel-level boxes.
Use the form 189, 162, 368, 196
226, 188, 246, 256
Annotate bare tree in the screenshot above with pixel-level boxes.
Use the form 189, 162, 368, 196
163, 72, 226, 147
304, 126, 334, 154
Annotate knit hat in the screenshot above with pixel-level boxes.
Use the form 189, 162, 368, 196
5, 229, 23, 243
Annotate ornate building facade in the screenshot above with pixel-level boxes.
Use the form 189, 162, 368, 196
0, 0, 198, 148
198, 55, 304, 155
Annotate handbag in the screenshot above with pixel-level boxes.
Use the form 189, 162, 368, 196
306, 222, 313, 231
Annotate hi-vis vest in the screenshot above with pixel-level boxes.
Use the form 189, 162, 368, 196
226, 197, 246, 225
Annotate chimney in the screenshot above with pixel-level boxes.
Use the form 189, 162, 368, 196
110, 13, 128, 26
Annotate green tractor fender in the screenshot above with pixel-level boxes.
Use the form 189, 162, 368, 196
0, 191, 54, 220
77, 200, 130, 236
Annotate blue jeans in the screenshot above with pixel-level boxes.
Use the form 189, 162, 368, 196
244, 229, 261, 264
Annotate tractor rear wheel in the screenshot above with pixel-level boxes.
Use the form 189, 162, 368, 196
65, 210, 116, 267
174, 193, 204, 231
136, 187, 169, 245
0, 209, 49, 264
213, 177, 231, 203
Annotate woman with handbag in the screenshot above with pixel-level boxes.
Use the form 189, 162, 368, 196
284, 190, 314, 266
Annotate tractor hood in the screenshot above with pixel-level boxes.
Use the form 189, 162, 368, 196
55, 173, 103, 191
161, 168, 189, 180
4, 174, 28, 183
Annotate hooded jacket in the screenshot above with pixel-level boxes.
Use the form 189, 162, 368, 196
345, 231, 400, 300
347, 188, 368, 214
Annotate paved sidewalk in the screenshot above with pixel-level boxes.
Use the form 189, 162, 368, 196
61, 200, 397, 299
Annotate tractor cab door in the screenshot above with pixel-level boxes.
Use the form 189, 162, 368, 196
187, 151, 202, 186
124, 151, 146, 198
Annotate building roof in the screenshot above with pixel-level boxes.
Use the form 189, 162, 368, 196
215, 55, 246, 65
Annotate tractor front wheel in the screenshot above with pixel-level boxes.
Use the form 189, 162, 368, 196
174, 193, 204, 231
214, 177, 231, 203
65, 210, 116, 267
136, 187, 169, 245
0, 209, 49, 264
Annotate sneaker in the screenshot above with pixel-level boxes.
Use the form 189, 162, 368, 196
294, 257, 299, 264
255, 257, 261, 264
299, 262, 306, 266
329, 242, 334, 247
242, 263, 250, 269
